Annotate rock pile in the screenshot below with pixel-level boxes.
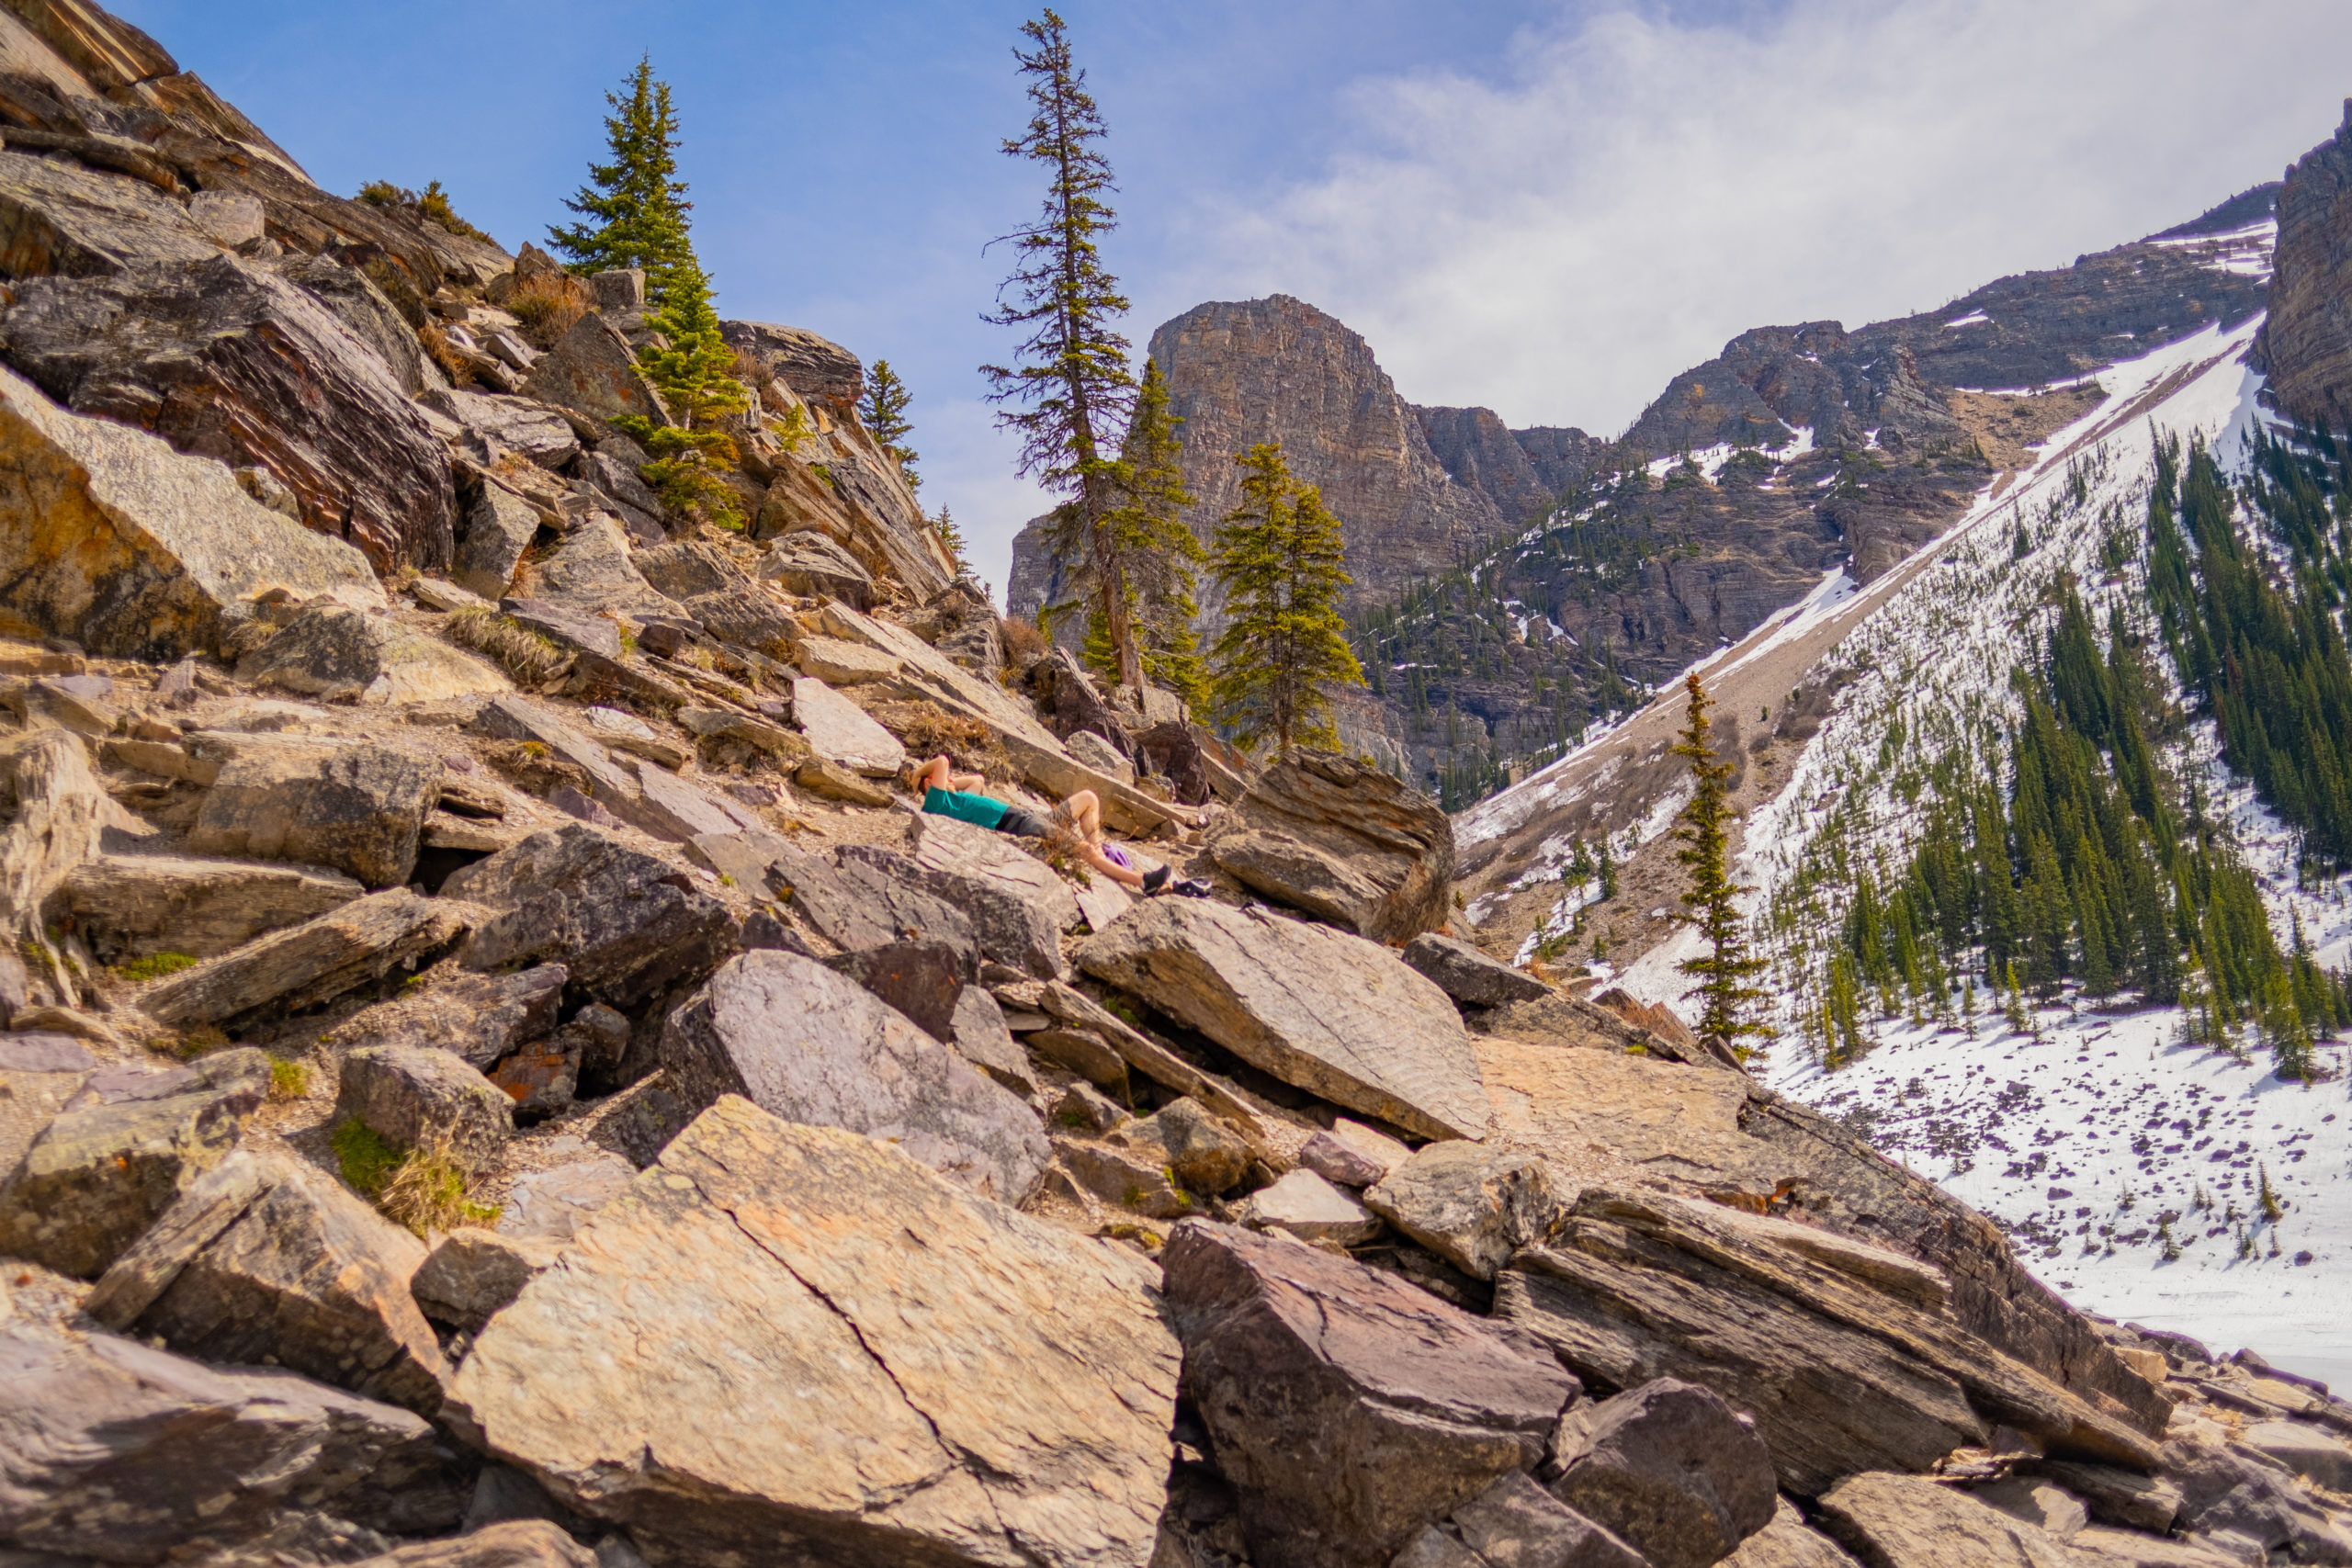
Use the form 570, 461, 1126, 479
0, 6, 2346, 1568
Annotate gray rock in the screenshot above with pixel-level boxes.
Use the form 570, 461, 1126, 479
1405, 932, 1551, 1007
1030, 1024, 1131, 1090
1065, 727, 1135, 784
2161, 1429, 2352, 1561
189, 188, 266, 247
59, 852, 364, 963
498, 1153, 639, 1241
285, 254, 436, 397
141, 888, 480, 1029
0, 148, 220, 276
686, 582, 800, 658
662, 950, 1048, 1202
1367, 1142, 1572, 1280
519, 313, 668, 427
455, 481, 544, 599
334, 964, 567, 1070
85, 1149, 449, 1415
187, 735, 441, 888
635, 538, 747, 600
0, 360, 383, 660
527, 512, 673, 617
590, 268, 647, 310
790, 674, 906, 775
1076, 898, 1488, 1141
240, 604, 512, 706
1162, 1219, 1581, 1568
1303, 1118, 1414, 1187
0, 1310, 460, 1562
410, 1225, 563, 1332
1547, 1378, 1779, 1568
825, 938, 971, 1039
1210, 752, 1454, 944
0, 1047, 268, 1277
2, 254, 458, 572
445, 825, 735, 1009
719, 319, 864, 411
759, 529, 875, 607
944, 984, 1037, 1093
444, 1099, 1178, 1568
1239, 1168, 1383, 1245
501, 595, 622, 660
348, 1518, 598, 1568
334, 1044, 513, 1167
901, 809, 1084, 976
0, 1032, 95, 1073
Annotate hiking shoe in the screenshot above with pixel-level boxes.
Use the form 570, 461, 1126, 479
1171, 877, 1214, 898
1142, 864, 1173, 895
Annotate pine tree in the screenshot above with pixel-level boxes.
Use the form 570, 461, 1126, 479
547, 57, 695, 305
1207, 442, 1363, 757
980, 11, 1142, 684
1074, 359, 1205, 705
608, 254, 751, 529
933, 506, 969, 575
1671, 673, 1775, 1058
861, 360, 919, 491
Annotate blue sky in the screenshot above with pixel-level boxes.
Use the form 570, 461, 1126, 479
115, 0, 2352, 599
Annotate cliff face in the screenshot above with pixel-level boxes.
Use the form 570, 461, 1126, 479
2266, 101, 2352, 429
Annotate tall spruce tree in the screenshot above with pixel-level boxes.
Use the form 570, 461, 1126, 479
980, 10, 1146, 685
1672, 673, 1774, 1058
608, 254, 751, 529
861, 360, 920, 491
548, 57, 695, 306
1075, 359, 1206, 705
1207, 442, 1363, 757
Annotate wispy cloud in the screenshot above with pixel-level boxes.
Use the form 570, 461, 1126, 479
1187, 0, 2351, 434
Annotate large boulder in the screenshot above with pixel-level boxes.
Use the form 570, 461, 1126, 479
1161, 1219, 1581, 1568
661, 950, 1047, 1202
239, 604, 513, 706
444, 1099, 1180, 1568
1494, 1187, 2162, 1497
0, 1047, 268, 1277
0, 1309, 461, 1563
1209, 751, 1453, 943
0, 254, 460, 572
1404, 932, 1551, 1008
905, 809, 1083, 970
85, 1149, 449, 1415
140, 887, 479, 1028
334, 1044, 514, 1167
520, 312, 669, 426
57, 851, 364, 961
0, 361, 383, 660
719, 320, 864, 412
790, 673, 906, 775
332, 964, 567, 1070
444, 826, 734, 1010
1365, 1141, 1571, 1280
1076, 898, 1487, 1140
1546, 1378, 1779, 1568
1473, 1035, 2172, 1437
187, 735, 442, 888
0, 148, 221, 276
759, 528, 875, 607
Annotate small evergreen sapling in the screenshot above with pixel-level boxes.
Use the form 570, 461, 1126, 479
1206, 441, 1363, 758
1670, 673, 1775, 1061
548, 56, 696, 306
607, 255, 751, 530
861, 360, 920, 491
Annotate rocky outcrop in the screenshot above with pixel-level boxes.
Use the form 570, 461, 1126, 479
0, 254, 459, 572
1209, 750, 1453, 943
445, 1099, 1180, 1568
186, 734, 441, 888
140, 887, 478, 1027
1077, 897, 1488, 1140
2265, 101, 2352, 429
1415, 404, 1570, 525
0, 361, 383, 660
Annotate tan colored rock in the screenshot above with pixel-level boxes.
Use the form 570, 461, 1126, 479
59, 852, 364, 962
1077, 898, 1487, 1140
140, 887, 481, 1028
334, 1044, 513, 1167
1239, 1168, 1382, 1245
187, 737, 441, 888
345, 1520, 596, 1568
1815, 1473, 2076, 1568
518, 313, 667, 427
796, 633, 899, 686
0, 726, 151, 1003
0, 148, 220, 277
1364, 1141, 1571, 1280
1720, 1501, 1864, 1568
446, 1099, 1180, 1568
790, 673, 906, 775
410, 1226, 562, 1333
238, 604, 512, 705
1211, 752, 1453, 944
793, 754, 891, 805
85, 1149, 448, 1415
1301, 1117, 1412, 1187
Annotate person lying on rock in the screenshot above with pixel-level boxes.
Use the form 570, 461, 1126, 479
910, 754, 1173, 894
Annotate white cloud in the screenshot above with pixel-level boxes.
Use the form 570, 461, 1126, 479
1185, 0, 2352, 434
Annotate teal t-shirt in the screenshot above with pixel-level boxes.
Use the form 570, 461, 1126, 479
923, 785, 1011, 830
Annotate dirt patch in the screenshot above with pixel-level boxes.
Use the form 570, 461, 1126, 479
1949, 384, 2109, 472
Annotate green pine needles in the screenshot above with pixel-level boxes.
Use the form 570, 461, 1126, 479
608, 255, 751, 531
1074, 359, 1208, 706
983, 10, 1148, 687
1207, 442, 1363, 758
1672, 674, 1775, 1058
861, 360, 920, 491
548, 56, 696, 307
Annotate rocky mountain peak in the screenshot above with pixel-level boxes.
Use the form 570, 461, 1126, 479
2262, 97, 2352, 428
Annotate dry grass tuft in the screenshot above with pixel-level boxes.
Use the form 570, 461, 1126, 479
332, 1120, 497, 1235
443, 603, 570, 685
507, 271, 591, 349
1001, 616, 1046, 663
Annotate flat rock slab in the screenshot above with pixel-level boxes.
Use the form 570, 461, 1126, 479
1495, 1186, 2160, 1497
497, 1154, 638, 1241
796, 634, 898, 684
335, 1044, 513, 1167
0, 1311, 459, 1564
1238, 1167, 1381, 1245
1210, 752, 1453, 943
140, 888, 481, 1028
0, 360, 382, 660
1815, 1472, 2078, 1568
0, 1046, 268, 1278
445, 826, 733, 1010
791, 674, 906, 774
333, 964, 567, 1070
85, 1149, 448, 1415
240, 605, 512, 706
662, 950, 1047, 1202
446, 1099, 1179, 1568
1161, 1219, 1579, 1568
412, 1225, 564, 1332
60, 852, 364, 961
905, 810, 1083, 971
187, 735, 441, 888
1077, 898, 1487, 1140
1720, 1501, 1865, 1568
1403, 932, 1551, 1007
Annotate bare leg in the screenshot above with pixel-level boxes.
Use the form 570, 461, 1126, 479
1064, 789, 1104, 843
1078, 841, 1147, 891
